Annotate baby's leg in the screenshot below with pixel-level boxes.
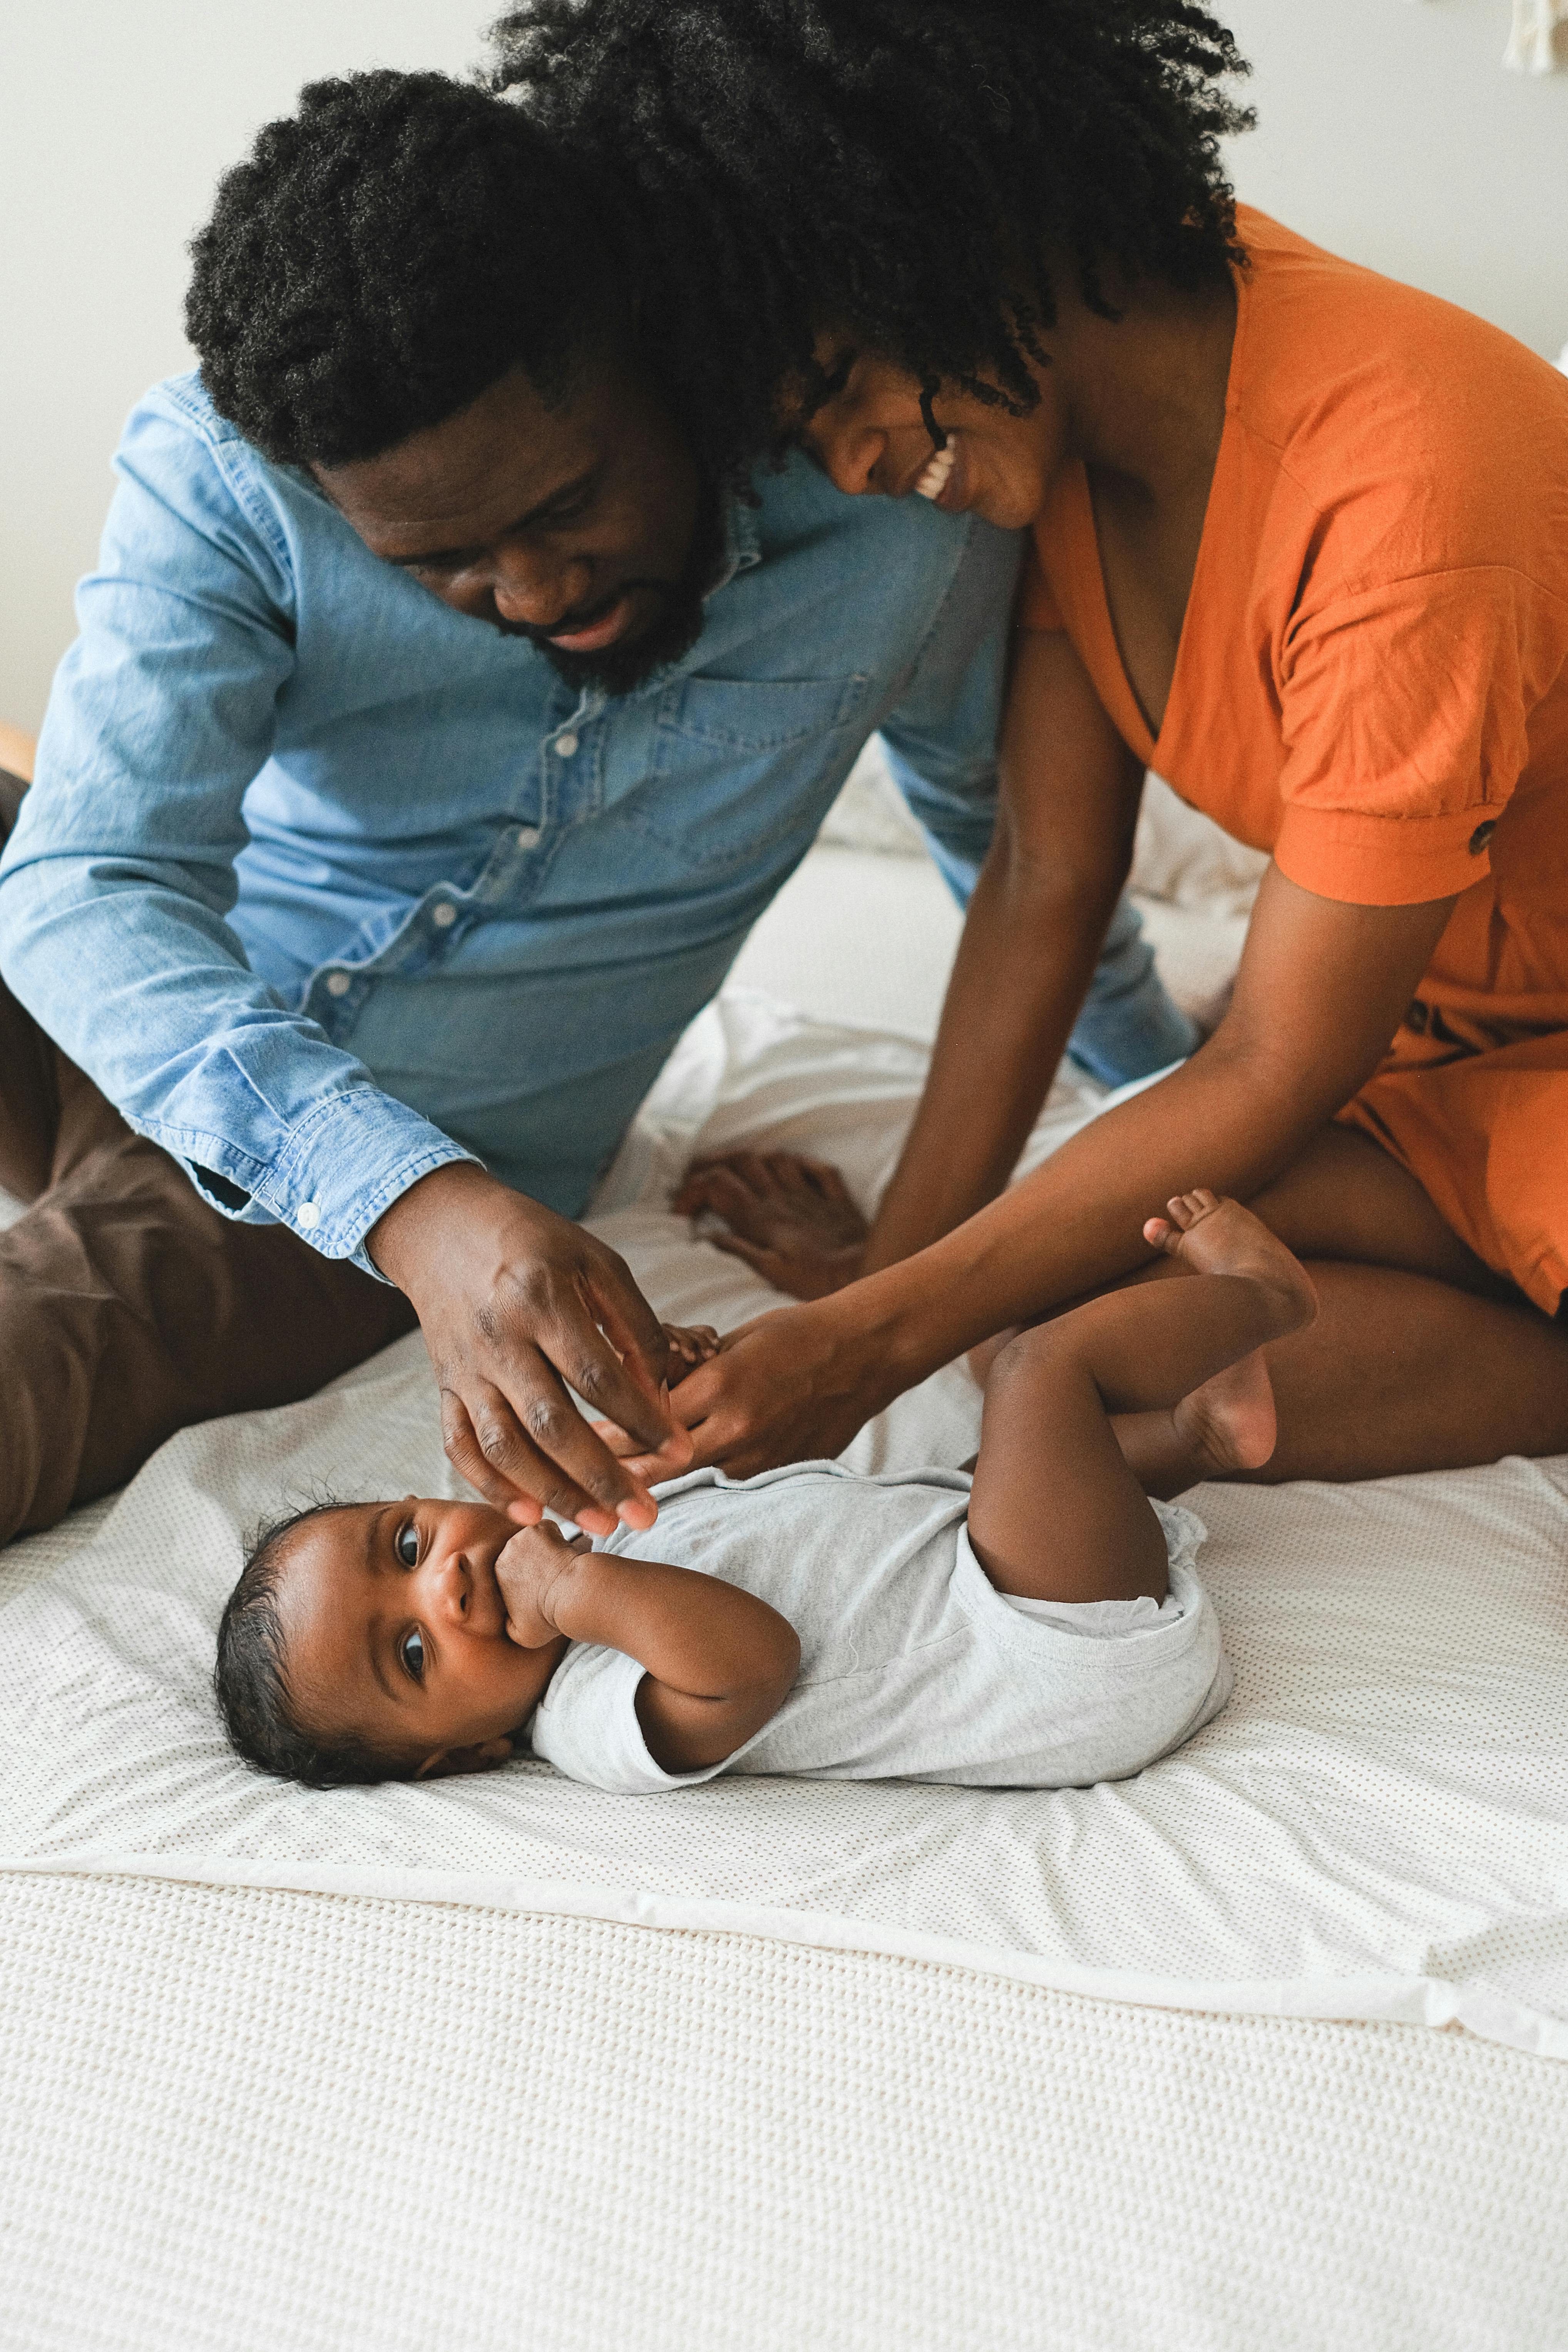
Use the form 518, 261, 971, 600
967, 1192, 1316, 1605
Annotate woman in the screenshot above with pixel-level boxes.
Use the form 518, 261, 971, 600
497, 0, 1568, 1482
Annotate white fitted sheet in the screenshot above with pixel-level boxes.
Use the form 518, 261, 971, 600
5, 990, 1566, 2064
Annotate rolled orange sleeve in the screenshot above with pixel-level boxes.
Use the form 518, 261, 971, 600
1273, 801, 1493, 905
1271, 570, 1547, 904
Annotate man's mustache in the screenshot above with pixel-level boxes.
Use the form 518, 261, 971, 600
493, 578, 675, 646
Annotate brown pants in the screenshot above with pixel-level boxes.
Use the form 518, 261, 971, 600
0, 770, 417, 1545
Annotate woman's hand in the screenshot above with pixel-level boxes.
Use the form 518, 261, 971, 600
672, 1151, 868, 1298
592, 1301, 891, 1481
367, 1162, 692, 1537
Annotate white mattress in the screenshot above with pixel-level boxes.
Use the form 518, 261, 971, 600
5, 815, 1566, 2351
7, 991, 1568, 2071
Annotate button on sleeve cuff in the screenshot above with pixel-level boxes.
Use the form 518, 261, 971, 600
155, 1088, 481, 1281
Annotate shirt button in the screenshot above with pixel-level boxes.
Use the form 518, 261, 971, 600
1468, 820, 1496, 855
431, 901, 458, 928
516, 824, 541, 850
554, 732, 579, 758
325, 969, 352, 998
296, 1201, 321, 1231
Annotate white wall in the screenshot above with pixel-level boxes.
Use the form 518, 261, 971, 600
0, 2, 489, 734
1219, 0, 1568, 359
2, 0, 1566, 732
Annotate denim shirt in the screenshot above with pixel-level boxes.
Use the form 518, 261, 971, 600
0, 374, 1185, 1271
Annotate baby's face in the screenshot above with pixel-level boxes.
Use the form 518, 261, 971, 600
274, 1498, 579, 1777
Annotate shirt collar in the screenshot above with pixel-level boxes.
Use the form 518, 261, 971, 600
707, 487, 763, 598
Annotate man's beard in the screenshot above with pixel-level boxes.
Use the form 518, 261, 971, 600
496, 476, 730, 696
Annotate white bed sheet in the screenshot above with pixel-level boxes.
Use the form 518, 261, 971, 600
5, 1868, 1567, 2352
5, 991, 1567, 2064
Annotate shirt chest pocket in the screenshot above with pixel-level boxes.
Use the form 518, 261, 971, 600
636, 672, 873, 874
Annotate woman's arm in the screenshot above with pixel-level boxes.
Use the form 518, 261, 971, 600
530, 1544, 802, 1773
862, 629, 1146, 1271
663, 864, 1457, 1476
674, 629, 1145, 1289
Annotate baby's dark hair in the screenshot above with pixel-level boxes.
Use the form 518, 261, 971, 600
186, 67, 620, 468
214, 1502, 417, 1788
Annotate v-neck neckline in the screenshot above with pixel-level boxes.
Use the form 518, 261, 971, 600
1070, 264, 1249, 767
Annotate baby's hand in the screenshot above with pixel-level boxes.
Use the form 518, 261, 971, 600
494, 1520, 594, 1648
662, 1321, 720, 1380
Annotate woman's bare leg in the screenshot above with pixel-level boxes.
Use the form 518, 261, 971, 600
1221, 1124, 1568, 1477
1231, 1263, 1568, 1480
967, 1193, 1316, 1604
1039, 1125, 1568, 1483
1245, 1122, 1511, 1297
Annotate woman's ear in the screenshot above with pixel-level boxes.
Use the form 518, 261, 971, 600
414, 1736, 513, 1780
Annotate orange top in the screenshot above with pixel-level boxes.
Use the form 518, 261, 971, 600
1019, 208, 1568, 1053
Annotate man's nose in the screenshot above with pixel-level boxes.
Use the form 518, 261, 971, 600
490, 542, 594, 630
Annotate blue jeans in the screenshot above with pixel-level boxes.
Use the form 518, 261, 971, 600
1068, 896, 1196, 1087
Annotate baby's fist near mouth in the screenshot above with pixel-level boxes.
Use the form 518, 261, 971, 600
495, 1520, 590, 1648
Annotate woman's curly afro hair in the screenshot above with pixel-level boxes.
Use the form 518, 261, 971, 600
186, 68, 616, 468
490, 0, 1254, 478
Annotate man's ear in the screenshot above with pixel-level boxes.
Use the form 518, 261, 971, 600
413, 1736, 513, 1780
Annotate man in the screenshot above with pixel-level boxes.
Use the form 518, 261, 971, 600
0, 70, 1191, 1546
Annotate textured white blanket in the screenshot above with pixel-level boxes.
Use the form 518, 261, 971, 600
5, 993, 1566, 2061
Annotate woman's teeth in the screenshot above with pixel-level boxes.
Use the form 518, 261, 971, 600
914, 441, 957, 501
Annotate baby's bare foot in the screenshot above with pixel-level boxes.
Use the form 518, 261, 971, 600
1143, 1189, 1317, 1340
1171, 1348, 1279, 1476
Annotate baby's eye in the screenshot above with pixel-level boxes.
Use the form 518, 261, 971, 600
395, 1522, 419, 1568
398, 1627, 426, 1683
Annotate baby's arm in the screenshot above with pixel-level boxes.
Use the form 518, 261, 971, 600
499, 1527, 800, 1773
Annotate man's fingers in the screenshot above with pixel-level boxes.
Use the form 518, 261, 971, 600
687, 1167, 787, 1245
574, 1247, 676, 1425
767, 1152, 829, 1194
587, 1415, 696, 1487
441, 1373, 655, 1536
674, 1164, 753, 1219
672, 1152, 770, 1214
728, 1150, 783, 1194
440, 1389, 553, 1519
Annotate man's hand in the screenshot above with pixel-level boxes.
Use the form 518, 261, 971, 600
368, 1162, 691, 1535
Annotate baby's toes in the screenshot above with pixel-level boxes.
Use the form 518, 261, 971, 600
1143, 1214, 1178, 1252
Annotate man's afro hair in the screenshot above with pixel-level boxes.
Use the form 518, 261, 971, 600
186, 68, 617, 468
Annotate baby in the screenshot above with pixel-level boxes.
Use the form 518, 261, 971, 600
215, 1192, 1315, 1793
